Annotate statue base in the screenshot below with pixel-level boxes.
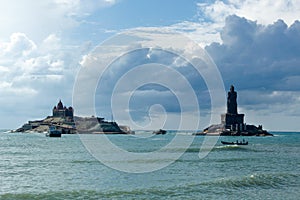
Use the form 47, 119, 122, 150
221, 113, 244, 130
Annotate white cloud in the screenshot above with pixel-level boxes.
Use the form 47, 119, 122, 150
168, 21, 222, 47
0, 66, 9, 73
0, 81, 37, 96
40, 34, 62, 53
169, 0, 300, 47
0, 33, 36, 58
198, 0, 300, 26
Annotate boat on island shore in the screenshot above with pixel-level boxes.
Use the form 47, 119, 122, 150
46, 126, 62, 137
153, 129, 167, 135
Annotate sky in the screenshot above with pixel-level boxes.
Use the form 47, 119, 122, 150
0, 0, 300, 131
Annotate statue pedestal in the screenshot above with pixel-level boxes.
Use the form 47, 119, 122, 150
221, 113, 244, 130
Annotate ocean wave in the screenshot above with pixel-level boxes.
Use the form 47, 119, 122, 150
150, 138, 167, 141
146, 145, 255, 154
70, 160, 100, 164
202, 173, 300, 190
1, 173, 299, 200
209, 157, 252, 163
0, 188, 191, 200
211, 145, 266, 152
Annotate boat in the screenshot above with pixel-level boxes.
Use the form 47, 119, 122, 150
221, 140, 248, 145
46, 126, 62, 137
153, 129, 167, 135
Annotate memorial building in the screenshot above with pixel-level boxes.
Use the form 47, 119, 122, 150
52, 100, 74, 119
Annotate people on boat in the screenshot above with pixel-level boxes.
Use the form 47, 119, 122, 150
221, 139, 248, 145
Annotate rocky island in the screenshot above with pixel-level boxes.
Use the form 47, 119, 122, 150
13, 100, 134, 134
195, 85, 273, 136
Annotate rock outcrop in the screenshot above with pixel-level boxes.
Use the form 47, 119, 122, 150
13, 115, 133, 134
13, 100, 133, 134
195, 85, 273, 136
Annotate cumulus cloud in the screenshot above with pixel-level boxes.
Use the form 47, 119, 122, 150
0, 32, 90, 127
206, 15, 300, 89
0, 33, 36, 58
168, 21, 222, 47
206, 15, 300, 120
169, 0, 300, 47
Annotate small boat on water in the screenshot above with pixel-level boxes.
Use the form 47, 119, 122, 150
46, 126, 62, 137
221, 140, 248, 145
153, 129, 167, 135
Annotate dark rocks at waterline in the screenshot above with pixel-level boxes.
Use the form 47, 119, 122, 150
194, 124, 273, 136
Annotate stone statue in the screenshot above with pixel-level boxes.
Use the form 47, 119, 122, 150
227, 85, 237, 114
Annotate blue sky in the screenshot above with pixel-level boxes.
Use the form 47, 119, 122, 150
0, 0, 300, 131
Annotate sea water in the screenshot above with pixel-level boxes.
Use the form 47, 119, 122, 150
0, 130, 299, 199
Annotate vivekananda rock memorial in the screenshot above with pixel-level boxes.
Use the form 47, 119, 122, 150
196, 85, 273, 136
14, 100, 134, 134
